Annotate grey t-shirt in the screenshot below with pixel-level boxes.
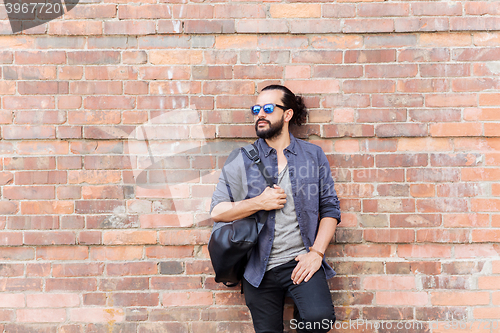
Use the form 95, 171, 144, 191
266, 164, 307, 271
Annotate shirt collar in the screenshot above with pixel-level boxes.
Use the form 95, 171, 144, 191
257, 132, 297, 157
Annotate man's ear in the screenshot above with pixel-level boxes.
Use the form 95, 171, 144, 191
285, 109, 294, 122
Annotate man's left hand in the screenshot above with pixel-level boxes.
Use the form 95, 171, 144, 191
291, 251, 322, 284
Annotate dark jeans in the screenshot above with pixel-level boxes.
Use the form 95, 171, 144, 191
242, 260, 336, 333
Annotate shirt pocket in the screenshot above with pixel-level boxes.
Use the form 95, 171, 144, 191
299, 177, 319, 214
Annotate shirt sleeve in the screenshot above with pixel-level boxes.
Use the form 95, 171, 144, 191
209, 148, 248, 215
317, 149, 341, 225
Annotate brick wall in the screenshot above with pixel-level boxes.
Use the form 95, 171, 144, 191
1, 1, 499, 332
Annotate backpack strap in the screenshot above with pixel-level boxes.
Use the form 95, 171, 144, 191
241, 143, 274, 187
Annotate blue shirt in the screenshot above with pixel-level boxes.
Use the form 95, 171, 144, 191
210, 133, 341, 288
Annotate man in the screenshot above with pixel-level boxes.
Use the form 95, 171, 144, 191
210, 85, 341, 333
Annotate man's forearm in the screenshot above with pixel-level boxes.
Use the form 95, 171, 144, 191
311, 217, 338, 254
210, 197, 263, 222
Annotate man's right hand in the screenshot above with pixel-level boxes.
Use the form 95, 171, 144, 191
258, 184, 287, 211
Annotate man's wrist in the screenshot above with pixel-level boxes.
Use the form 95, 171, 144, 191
308, 246, 324, 258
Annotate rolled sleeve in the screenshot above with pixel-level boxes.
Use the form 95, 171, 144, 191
209, 148, 247, 215
317, 150, 341, 224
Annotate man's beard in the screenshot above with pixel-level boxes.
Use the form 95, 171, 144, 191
255, 114, 285, 140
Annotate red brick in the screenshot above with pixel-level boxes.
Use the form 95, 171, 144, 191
364, 198, 415, 213
3, 66, 57, 80
87, 66, 138, 80
162, 292, 213, 307
431, 292, 489, 306
372, 94, 424, 107
284, 80, 339, 94
359, 139, 397, 153
343, 19, 394, 33
363, 276, 415, 290
343, 80, 395, 93
420, 64, 471, 77
398, 48, 450, 62
111, 293, 159, 307
323, 94, 370, 108
70, 81, 122, 95
426, 94, 477, 107
21, 201, 73, 215
67, 51, 120, 65
437, 183, 485, 197
364, 229, 414, 243
410, 184, 435, 198
403, 17, 446, 32
64, 4, 116, 19
443, 214, 489, 228
413, 2, 462, 16
151, 276, 202, 290
106, 262, 156, 276
3, 126, 56, 140
172, 4, 213, 18
398, 244, 452, 258
233, 65, 283, 79
269, 4, 320, 18
407, 168, 460, 182
118, 4, 171, 19
0, 201, 18, 214
353, 168, 404, 182
16, 142, 68, 155
453, 47, 498, 61
58, 66, 83, 80
0, 278, 42, 293
203, 81, 254, 95
215, 4, 265, 18
159, 230, 210, 246
408, 109, 461, 122
345, 49, 396, 63
376, 123, 427, 137
417, 229, 469, 243
27, 294, 80, 307
324, 124, 374, 138
0, 294, 25, 307
103, 21, 156, 35
313, 65, 362, 78
472, 230, 500, 243
90, 246, 143, 261
290, 19, 341, 33
344, 244, 394, 257
83, 96, 135, 110
480, 93, 500, 106
37, 246, 88, 260
3, 96, 55, 110
49, 21, 102, 35
453, 78, 500, 92
258, 36, 309, 49
24, 231, 75, 245
417, 199, 469, 213
78, 231, 101, 245
69, 308, 124, 322
100, 277, 148, 291
17, 309, 66, 323
397, 79, 449, 93
463, 168, 500, 181
451, 17, 500, 31
375, 154, 427, 167
419, 33, 472, 47
358, 3, 409, 17
291, 51, 342, 64
122, 51, 147, 64
390, 214, 441, 228
52, 263, 104, 277
15, 51, 66, 64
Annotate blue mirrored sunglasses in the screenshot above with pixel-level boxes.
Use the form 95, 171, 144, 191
251, 103, 287, 115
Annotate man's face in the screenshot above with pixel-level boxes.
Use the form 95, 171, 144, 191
254, 90, 286, 140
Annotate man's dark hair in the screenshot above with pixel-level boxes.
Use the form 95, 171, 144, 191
261, 85, 307, 126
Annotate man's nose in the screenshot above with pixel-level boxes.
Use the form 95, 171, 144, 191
256, 107, 267, 118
